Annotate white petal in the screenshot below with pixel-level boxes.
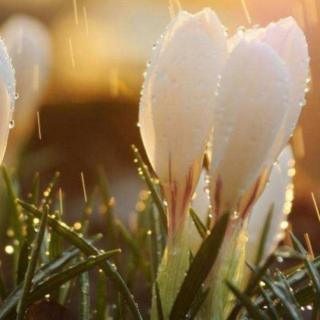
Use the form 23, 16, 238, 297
0, 38, 15, 109
246, 146, 294, 265
261, 17, 309, 157
139, 8, 227, 185
0, 79, 11, 163
210, 40, 290, 211
229, 18, 309, 159
2, 15, 51, 140
192, 170, 210, 221
189, 170, 211, 252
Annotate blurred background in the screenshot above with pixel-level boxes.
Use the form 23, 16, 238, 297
0, 0, 319, 245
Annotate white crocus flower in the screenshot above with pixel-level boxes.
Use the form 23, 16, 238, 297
139, 8, 227, 238
209, 17, 309, 218
246, 145, 295, 266
0, 38, 15, 164
139, 8, 309, 318
2, 15, 51, 156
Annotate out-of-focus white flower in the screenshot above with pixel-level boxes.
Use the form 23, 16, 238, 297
139, 8, 227, 237
2, 15, 51, 151
246, 145, 295, 266
0, 38, 15, 164
209, 16, 309, 217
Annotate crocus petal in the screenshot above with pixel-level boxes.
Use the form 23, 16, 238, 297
140, 8, 227, 184
2, 15, 51, 142
0, 78, 11, 163
192, 170, 210, 221
210, 40, 291, 213
0, 38, 15, 164
139, 8, 227, 234
261, 18, 309, 158
189, 170, 211, 251
229, 18, 309, 160
246, 146, 294, 265
0, 38, 15, 109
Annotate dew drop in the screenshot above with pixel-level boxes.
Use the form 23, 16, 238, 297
9, 120, 15, 129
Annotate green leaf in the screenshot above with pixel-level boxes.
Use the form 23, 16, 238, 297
187, 288, 209, 320
155, 282, 164, 320
226, 281, 269, 320
169, 213, 229, 319
262, 275, 303, 319
18, 200, 143, 320
311, 298, 319, 320
147, 204, 162, 280
190, 208, 207, 239
132, 145, 167, 234
276, 270, 302, 312
0, 266, 7, 301
1, 166, 22, 243
255, 205, 274, 266
79, 263, 91, 320
0, 246, 80, 318
40, 171, 60, 206
259, 285, 279, 320
16, 205, 48, 320
291, 233, 320, 298
16, 241, 30, 284
30, 172, 40, 206
27, 172, 40, 243
115, 219, 141, 262
28, 250, 119, 305
96, 271, 107, 320
97, 166, 117, 250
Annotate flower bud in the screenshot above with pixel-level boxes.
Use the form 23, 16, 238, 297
139, 8, 227, 236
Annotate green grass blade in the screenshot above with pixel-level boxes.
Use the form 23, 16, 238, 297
0, 265, 7, 301
259, 286, 279, 320
255, 206, 274, 266
226, 281, 269, 320
262, 275, 303, 319
97, 166, 117, 250
28, 251, 119, 305
291, 233, 320, 297
40, 171, 60, 206
30, 172, 40, 206
0, 246, 80, 318
155, 282, 164, 320
187, 288, 209, 320
169, 213, 229, 319
27, 172, 40, 243
311, 298, 319, 320
96, 271, 107, 320
16, 205, 48, 320
190, 208, 207, 239
18, 200, 143, 320
115, 219, 141, 262
79, 265, 91, 320
132, 145, 167, 234
276, 270, 302, 311
147, 204, 162, 281
16, 241, 30, 284
1, 166, 22, 243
